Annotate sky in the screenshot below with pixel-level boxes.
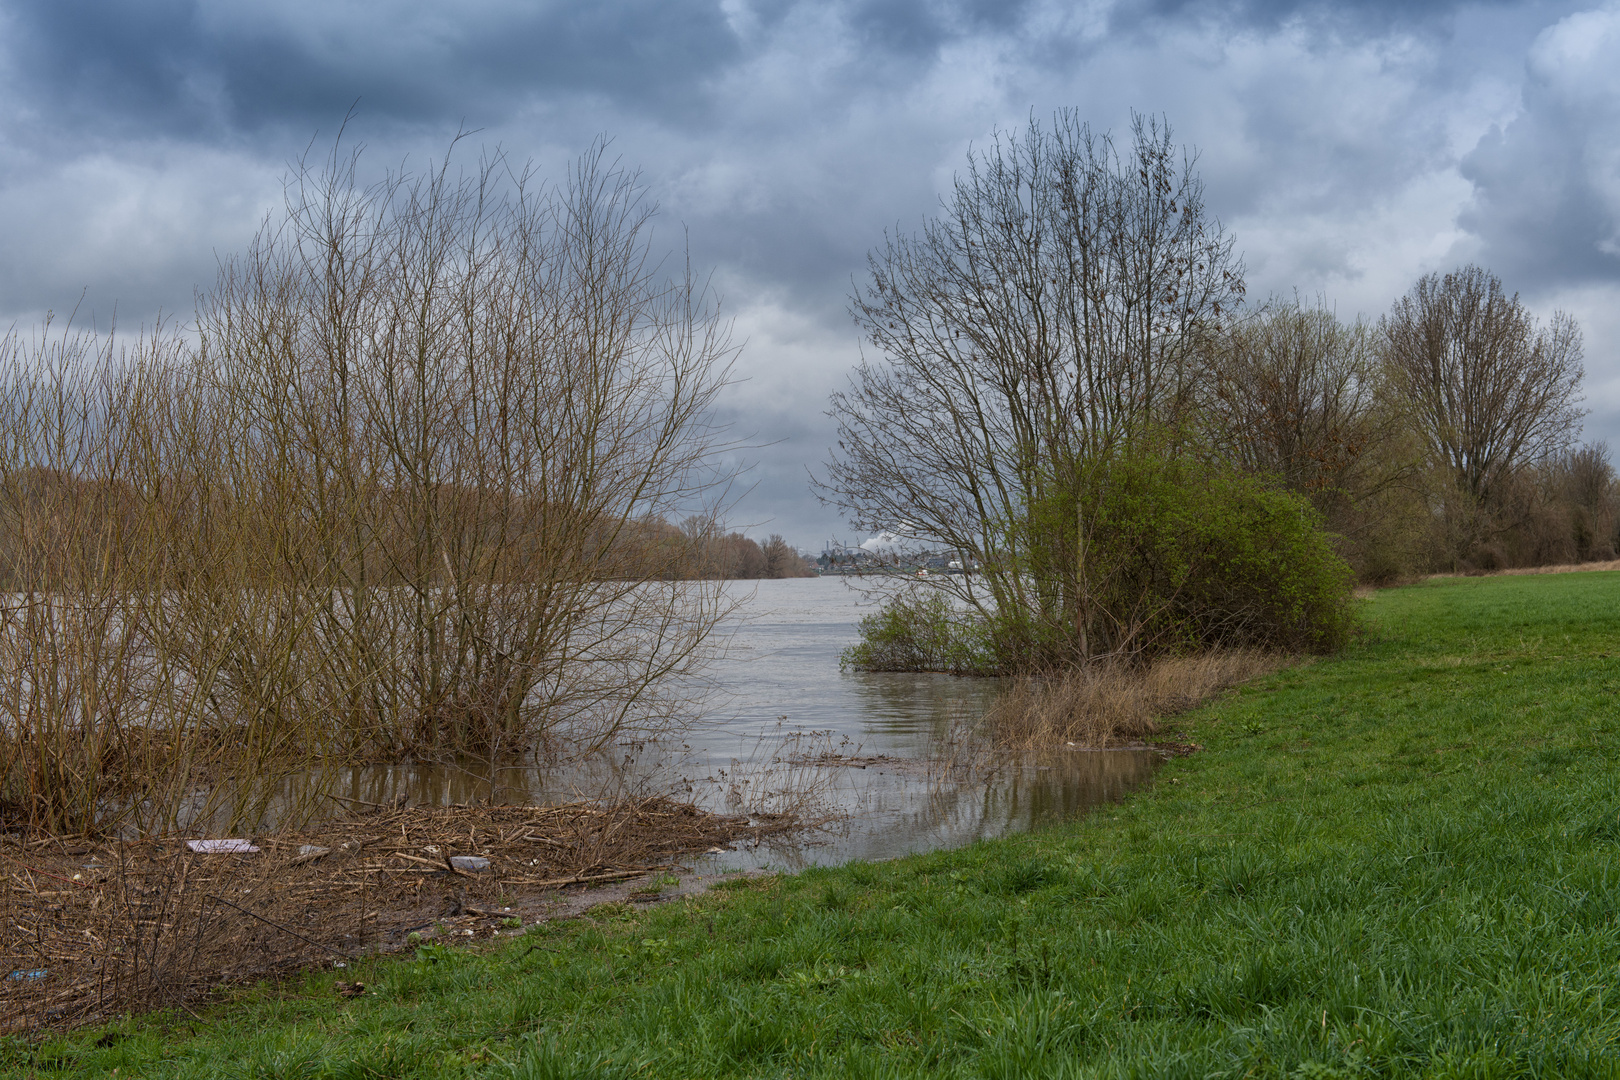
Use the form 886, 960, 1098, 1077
2, 0, 1619, 550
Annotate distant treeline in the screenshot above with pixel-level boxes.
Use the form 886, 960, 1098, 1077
613, 516, 815, 580
0, 470, 810, 590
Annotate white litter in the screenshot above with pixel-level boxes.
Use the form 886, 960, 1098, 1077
186, 839, 260, 854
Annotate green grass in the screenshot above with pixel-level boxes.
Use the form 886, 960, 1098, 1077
11, 572, 1620, 1078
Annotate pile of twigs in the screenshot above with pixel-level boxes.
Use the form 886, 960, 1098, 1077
0, 796, 796, 1032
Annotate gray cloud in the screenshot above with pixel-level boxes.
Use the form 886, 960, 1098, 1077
2, 0, 745, 135
3, 0, 1618, 544
1459, 2, 1620, 291
2, 0, 1524, 140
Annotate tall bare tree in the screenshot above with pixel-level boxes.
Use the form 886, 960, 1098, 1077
1201, 297, 1416, 547
822, 112, 1244, 660
1382, 266, 1584, 506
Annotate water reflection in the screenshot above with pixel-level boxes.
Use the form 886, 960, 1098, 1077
273, 579, 1159, 868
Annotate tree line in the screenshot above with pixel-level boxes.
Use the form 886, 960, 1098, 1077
824, 111, 1604, 673
613, 516, 814, 579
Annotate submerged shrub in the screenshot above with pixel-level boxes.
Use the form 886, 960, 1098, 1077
840, 591, 995, 675
0, 140, 738, 836
845, 452, 1357, 676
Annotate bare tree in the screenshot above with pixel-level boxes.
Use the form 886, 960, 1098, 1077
762, 534, 809, 577
822, 112, 1244, 661
1382, 266, 1584, 506
1202, 297, 1416, 540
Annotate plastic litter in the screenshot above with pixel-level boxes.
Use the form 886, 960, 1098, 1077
449, 855, 490, 872
5, 969, 47, 982
291, 844, 331, 866
186, 839, 260, 854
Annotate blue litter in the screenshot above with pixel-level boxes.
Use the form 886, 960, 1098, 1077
6, 969, 47, 981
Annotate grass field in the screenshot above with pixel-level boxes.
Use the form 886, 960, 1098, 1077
9, 572, 1620, 1078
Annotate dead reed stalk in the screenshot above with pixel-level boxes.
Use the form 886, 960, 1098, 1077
983, 649, 1290, 749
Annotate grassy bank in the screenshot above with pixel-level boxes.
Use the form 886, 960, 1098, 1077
10, 572, 1620, 1077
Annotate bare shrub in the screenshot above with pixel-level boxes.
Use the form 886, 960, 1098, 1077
982, 650, 1290, 749
0, 321, 274, 836
193, 140, 739, 763
0, 138, 740, 836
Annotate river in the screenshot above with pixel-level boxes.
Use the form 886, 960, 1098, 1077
313, 577, 1159, 871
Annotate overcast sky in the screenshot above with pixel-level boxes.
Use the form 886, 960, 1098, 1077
3, 0, 1619, 548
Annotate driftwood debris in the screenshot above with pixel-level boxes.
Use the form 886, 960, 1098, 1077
0, 796, 798, 1032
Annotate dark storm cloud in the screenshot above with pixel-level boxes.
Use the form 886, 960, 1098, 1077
2, 0, 1523, 142
2, 0, 747, 134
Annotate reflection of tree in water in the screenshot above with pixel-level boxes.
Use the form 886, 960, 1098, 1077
242, 746, 688, 831
844, 671, 1006, 748
917, 752, 1160, 848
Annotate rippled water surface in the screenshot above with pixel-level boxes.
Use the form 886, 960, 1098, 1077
317, 578, 1159, 869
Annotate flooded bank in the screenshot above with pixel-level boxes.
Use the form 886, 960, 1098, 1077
298, 578, 1161, 870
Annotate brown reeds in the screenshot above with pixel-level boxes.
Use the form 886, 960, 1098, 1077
0, 140, 739, 838
982, 649, 1291, 749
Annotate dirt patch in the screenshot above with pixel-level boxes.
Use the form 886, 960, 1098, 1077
0, 797, 799, 1033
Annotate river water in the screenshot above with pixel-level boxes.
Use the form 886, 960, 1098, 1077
315, 578, 1159, 871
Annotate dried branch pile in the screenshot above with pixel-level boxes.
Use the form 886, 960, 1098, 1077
0, 797, 793, 1032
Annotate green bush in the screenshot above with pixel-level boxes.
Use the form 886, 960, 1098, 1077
1071, 452, 1358, 655
839, 590, 996, 675
844, 453, 1358, 675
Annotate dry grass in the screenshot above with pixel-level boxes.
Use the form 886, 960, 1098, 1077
1427, 557, 1620, 580
1351, 556, 1620, 597
982, 649, 1292, 750
0, 796, 799, 1032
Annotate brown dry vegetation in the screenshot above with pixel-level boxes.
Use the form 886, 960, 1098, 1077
982, 649, 1292, 750
0, 142, 742, 839
0, 796, 796, 1032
